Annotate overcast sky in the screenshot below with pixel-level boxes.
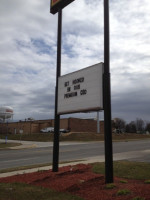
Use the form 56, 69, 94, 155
0, 0, 150, 123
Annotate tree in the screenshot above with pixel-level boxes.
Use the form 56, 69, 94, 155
125, 124, 130, 133
125, 121, 136, 133
112, 118, 126, 133
135, 118, 145, 133
145, 122, 150, 132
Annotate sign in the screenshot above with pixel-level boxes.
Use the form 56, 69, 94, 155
57, 63, 104, 115
50, 0, 75, 14
19, 130, 23, 134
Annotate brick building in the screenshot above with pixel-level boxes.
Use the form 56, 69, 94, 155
0, 118, 104, 134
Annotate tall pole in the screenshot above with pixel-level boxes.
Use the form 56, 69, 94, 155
52, 9, 62, 172
103, 0, 113, 183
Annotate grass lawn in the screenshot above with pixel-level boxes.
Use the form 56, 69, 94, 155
92, 161, 150, 180
0, 182, 83, 200
0, 142, 21, 149
1, 161, 150, 200
1, 132, 150, 142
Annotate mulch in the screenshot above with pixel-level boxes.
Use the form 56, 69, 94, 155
0, 164, 150, 200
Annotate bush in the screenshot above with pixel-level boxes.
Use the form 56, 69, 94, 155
144, 180, 150, 184
120, 180, 128, 183
131, 197, 145, 200
117, 189, 131, 196
105, 183, 116, 189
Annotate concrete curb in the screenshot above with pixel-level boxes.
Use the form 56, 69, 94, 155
9, 144, 37, 150
0, 157, 103, 178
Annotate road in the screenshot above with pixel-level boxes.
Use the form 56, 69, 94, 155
0, 140, 150, 170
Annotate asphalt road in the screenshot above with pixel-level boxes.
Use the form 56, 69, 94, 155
0, 140, 150, 170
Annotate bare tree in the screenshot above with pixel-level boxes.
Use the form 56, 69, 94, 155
145, 122, 150, 132
112, 118, 126, 133
125, 121, 136, 133
125, 124, 130, 133
135, 118, 145, 133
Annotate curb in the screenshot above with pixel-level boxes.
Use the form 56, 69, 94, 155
8, 144, 37, 150
0, 156, 104, 178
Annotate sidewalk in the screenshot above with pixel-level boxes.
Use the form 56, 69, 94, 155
0, 139, 89, 149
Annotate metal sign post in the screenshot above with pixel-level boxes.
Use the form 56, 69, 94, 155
50, 0, 75, 173
103, 0, 113, 183
52, 9, 62, 172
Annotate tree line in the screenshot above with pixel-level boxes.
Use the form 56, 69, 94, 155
112, 118, 150, 134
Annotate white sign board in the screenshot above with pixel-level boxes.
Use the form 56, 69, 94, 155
57, 63, 104, 115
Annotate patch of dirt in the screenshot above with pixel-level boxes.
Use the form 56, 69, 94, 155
0, 164, 150, 200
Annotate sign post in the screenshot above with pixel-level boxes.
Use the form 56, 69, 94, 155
50, 0, 75, 172
103, 0, 113, 183
52, 9, 62, 172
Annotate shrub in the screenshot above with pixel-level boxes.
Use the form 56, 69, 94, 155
105, 183, 116, 189
120, 180, 128, 183
131, 197, 145, 200
117, 189, 131, 196
144, 180, 150, 184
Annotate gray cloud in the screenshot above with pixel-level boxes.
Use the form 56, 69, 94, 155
0, 0, 150, 123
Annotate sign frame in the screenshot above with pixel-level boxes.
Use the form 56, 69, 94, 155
50, 0, 75, 14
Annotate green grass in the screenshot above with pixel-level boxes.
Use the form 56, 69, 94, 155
92, 161, 150, 180
117, 189, 131, 196
144, 180, 150, 184
131, 197, 145, 200
1, 133, 150, 142
0, 142, 21, 149
105, 183, 116, 189
0, 183, 83, 200
119, 180, 128, 183
1, 133, 54, 142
